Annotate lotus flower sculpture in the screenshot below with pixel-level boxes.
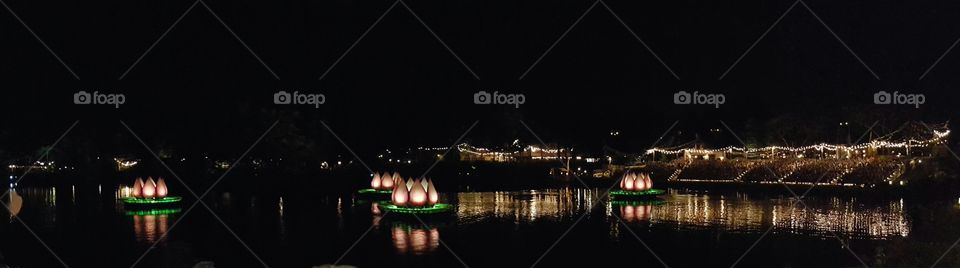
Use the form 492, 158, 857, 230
382, 177, 452, 214
611, 172, 665, 199
132, 177, 144, 198
619, 172, 653, 191
391, 177, 438, 207
142, 177, 156, 198
362, 172, 405, 195
370, 172, 400, 191
123, 177, 182, 207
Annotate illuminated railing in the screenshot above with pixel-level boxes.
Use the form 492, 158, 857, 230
647, 129, 949, 157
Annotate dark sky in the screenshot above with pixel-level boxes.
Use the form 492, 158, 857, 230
2, 0, 959, 157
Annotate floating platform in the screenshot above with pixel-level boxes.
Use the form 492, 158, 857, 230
378, 202, 453, 215
357, 188, 392, 195
357, 189, 393, 201
609, 189, 666, 199
121, 196, 183, 209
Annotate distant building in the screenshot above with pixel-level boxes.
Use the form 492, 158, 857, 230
456, 143, 574, 163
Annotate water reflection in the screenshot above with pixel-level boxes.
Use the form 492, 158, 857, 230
7, 187, 57, 227
390, 223, 440, 255
614, 193, 911, 239
769, 198, 910, 238
371, 203, 383, 228
457, 188, 600, 224
617, 203, 655, 223
15, 187, 56, 208
131, 211, 175, 244
456, 188, 911, 239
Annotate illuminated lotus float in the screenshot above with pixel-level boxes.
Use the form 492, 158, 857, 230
357, 172, 402, 199
609, 172, 665, 199
379, 177, 452, 215
121, 177, 182, 208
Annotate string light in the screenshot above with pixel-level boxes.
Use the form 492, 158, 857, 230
647, 130, 949, 156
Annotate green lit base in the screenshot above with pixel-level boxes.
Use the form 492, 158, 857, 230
122, 196, 183, 208
609, 189, 666, 199
379, 202, 453, 215
609, 199, 666, 206
357, 188, 392, 195
357, 189, 393, 201
125, 208, 182, 216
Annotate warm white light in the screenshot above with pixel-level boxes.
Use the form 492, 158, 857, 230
133, 177, 144, 198
634, 173, 646, 190
156, 178, 168, 198
381, 172, 395, 189
392, 181, 409, 206
623, 173, 635, 191
409, 179, 428, 207
371, 173, 382, 189
427, 179, 439, 205
142, 177, 156, 199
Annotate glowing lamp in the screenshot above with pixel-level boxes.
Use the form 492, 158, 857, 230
623, 173, 635, 191
409, 179, 427, 207
644, 174, 653, 190
133, 177, 144, 198
392, 181, 409, 206
634, 173, 645, 190
156, 178, 168, 198
142, 177, 157, 199
381, 173, 394, 189
371, 173, 382, 189
426, 179, 439, 205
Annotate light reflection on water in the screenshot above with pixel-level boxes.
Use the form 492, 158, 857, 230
132, 214, 170, 244
456, 188, 601, 224
618, 204, 652, 223
5, 188, 57, 227
632, 193, 911, 238
456, 188, 911, 239
370, 202, 442, 255
390, 223, 440, 255
7, 184, 914, 256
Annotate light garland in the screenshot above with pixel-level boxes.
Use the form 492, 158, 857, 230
647, 130, 949, 156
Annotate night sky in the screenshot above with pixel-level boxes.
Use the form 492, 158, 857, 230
2, 0, 959, 159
